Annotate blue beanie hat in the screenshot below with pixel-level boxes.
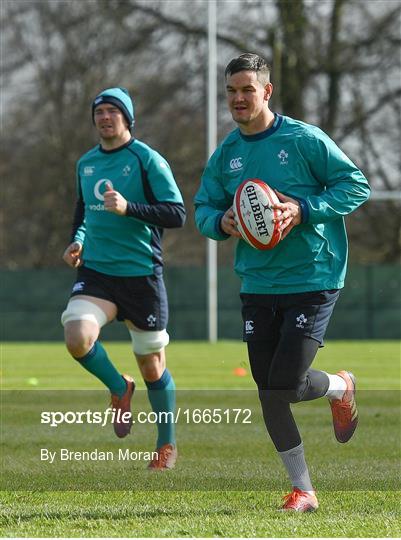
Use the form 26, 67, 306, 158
92, 87, 135, 128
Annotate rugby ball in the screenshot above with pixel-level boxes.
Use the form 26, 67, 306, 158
233, 179, 282, 250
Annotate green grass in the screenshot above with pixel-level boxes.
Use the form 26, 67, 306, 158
1, 340, 400, 390
1, 340, 400, 537
1, 490, 400, 537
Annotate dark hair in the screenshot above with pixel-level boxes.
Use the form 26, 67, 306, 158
225, 53, 271, 85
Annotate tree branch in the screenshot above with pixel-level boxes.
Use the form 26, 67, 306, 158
127, 0, 250, 52
338, 87, 401, 142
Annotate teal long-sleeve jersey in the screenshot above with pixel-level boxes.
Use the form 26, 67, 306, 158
194, 114, 370, 294
72, 138, 185, 277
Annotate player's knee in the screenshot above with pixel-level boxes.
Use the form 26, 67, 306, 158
64, 324, 95, 358
61, 299, 107, 358
280, 388, 304, 403
128, 328, 169, 356
268, 375, 306, 403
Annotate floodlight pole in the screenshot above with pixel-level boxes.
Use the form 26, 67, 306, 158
207, 0, 218, 342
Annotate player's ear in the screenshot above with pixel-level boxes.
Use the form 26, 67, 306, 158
264, 83, 273, 101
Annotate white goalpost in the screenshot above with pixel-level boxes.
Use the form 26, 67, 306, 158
207, 0, 218, 342
369, 191, 401, 201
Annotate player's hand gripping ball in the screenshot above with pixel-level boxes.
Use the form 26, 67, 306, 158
233, 179, 282, 250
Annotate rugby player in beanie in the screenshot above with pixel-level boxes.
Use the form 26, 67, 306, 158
62, 87, 185, 469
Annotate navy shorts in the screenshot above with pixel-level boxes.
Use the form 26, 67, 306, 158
69, 266, 168, 331
240, 289, 340, 346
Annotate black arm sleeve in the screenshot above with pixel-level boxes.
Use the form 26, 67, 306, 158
125, 201, 186, 228
70, 196, 85, 243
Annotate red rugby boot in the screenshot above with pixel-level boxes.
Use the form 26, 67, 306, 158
329, 370, 358, 443
110, 374, 135, 438
148, 443, 177, 470
281, 488, 318, 512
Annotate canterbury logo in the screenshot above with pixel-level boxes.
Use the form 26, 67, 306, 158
230, 157, 243, 170
245, 320, 254, 334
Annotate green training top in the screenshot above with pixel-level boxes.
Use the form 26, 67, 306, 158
74, 139, 184, 277
194, 114, 370, 294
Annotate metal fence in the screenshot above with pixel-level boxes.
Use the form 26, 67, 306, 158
1, 265, 400, 341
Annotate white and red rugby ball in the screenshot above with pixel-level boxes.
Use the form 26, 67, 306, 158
233, 179, 282, 250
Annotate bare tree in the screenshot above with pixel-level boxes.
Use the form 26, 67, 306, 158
1, 0, 400, 269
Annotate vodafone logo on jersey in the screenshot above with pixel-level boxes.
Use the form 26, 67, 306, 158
94, 179, 113, 201
88, 179, 113, 211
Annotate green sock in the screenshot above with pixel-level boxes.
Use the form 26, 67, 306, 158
75, 341, 126, 397
146, 369, 176, 448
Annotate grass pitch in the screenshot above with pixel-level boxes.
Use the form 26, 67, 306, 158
1, 340, 400, 537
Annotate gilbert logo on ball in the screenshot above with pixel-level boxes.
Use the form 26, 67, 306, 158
233, 179, 282, 250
